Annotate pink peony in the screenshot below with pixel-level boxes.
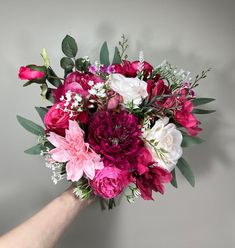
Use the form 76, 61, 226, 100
174, 100, 202, 136
91, 167, 129, 199
52, 71, 103, 102
47, 120, 103, 181
135, 165, 172, 200
18, 66, 45, 80
88, 110, 142, 170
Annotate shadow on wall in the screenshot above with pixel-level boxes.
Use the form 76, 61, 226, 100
58, 200, 118, 248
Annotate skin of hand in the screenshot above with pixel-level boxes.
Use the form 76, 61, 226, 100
0, 187, 93, 248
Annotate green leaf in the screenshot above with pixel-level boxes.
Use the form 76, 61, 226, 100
35, 107, 48, 122
192, 98, 215, 107
60, 57, 74, 71
16, 115, 45, 136
47, 67, 62, 87
193, 109, 216, 114
62, 35, 78, 58
112, 46, 121, 64
75, 58, 90, 72
171, 169, 178, 188
181, 132, 204, 147
100, 41, 110, 66
24, 144, 43, 155
45, 88, 55, 103
176, 157, 195, 187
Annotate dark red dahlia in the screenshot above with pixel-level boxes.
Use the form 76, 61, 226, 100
88, 110, 142, 170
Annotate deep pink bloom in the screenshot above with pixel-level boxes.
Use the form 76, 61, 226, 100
18, 66, 45, 80
147, 78, 176, 108
88, 110, 142, 170
174, 100, 202, 136
47, 120, 103, 181
52, 71, 103, 102
91, 167, 129, 199
135, 166, 172, 200
44, 101, 88, 136
113, 60, 153, 79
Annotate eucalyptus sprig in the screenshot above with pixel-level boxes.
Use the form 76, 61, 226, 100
190, 68, 211, 89
118, 34, 128, 60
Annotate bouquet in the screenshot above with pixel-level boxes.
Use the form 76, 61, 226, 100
17, 35, 215, 209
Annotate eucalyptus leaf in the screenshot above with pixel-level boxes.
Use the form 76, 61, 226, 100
176, 157, 195, 187
112, 46, 121, 64
192, 98, 215, 107
193, 109, 216, 114
100, 41, 110, 66
171, 169, 178, 188
16, 115, 45, 136
35, 107, 48, 122
24, 144, 44, 155
62, 35, 78, 58
181, 132, 204, 147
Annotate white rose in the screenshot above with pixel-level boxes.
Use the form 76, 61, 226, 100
109, 73, 148, 105
143, 117, 183, 171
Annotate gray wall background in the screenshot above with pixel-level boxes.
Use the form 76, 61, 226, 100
0, 0, 234, 247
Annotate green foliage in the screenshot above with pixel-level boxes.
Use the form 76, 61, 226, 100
62, 35, 78, 58
171, 169, 178, 188
47, 67, 62, 87
100, 41, 110, 66
176, 157, 195, 187
112, 46, 121, 64
35, 107, 48, 122
73, 178, 92, 200
16, 115, 45, 136
193, 109, 216, 114
60, 57, 74, 71
40, 83, 48, 100
192, 97, 215, 107
24, 143, 44, 155
75, 58, 90, 72
181, 131, 204, 147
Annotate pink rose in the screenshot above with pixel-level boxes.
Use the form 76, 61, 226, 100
91, 167, 129, 199
44, 101, 84, 136
18, 66, 45, 80
52, 71, 103, 103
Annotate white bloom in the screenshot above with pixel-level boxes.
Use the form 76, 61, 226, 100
143, 117, 183, 171
109, 73, 148, 105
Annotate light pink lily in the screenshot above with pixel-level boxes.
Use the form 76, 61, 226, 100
47, 120, 103, 182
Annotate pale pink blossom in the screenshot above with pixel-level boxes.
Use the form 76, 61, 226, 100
47, 120, 103, 182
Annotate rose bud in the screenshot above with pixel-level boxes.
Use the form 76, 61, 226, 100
18, 65, 45, 80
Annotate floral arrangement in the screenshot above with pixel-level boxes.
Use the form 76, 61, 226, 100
17, 35, 215, 209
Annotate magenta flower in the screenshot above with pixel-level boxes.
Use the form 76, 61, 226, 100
88, 110, 142, 170
18, 66, 45, 80
47, 120, 104, 181
91, 167, 129, 199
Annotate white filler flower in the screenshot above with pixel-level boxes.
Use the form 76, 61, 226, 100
109, 73, 148, 105
143, 117, 183, 171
